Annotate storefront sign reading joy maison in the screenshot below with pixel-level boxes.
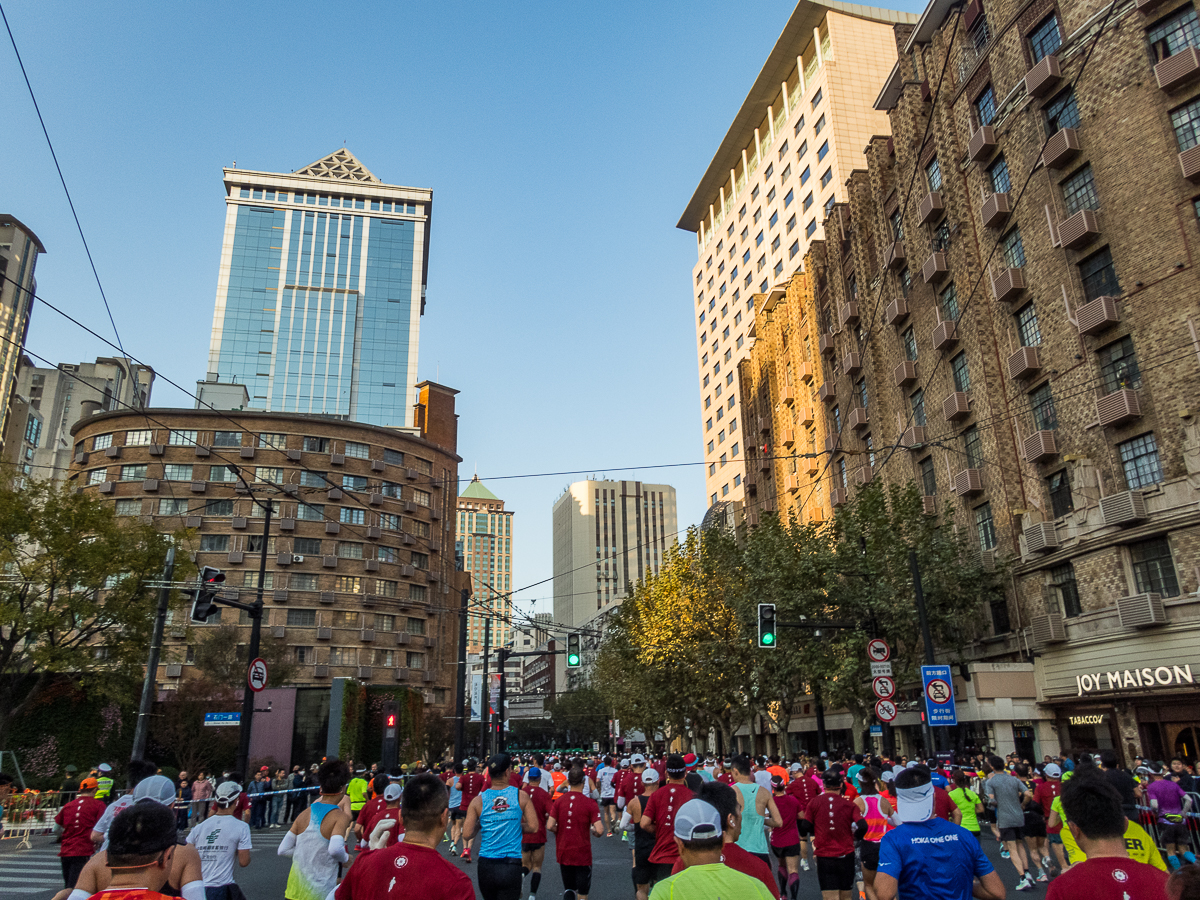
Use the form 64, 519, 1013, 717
1075, 665, 1194, 697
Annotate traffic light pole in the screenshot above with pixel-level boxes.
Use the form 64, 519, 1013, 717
236, 496, 271, 780
496, 647, 508, 754
131, 545, 175, 769
481, 616, 491, 760
909, 549, 940, 757
454, 588, 469, 764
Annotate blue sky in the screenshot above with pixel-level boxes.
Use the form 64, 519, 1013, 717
1, 0, 923, 618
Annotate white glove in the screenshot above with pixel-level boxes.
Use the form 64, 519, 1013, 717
369, 817, 396, 850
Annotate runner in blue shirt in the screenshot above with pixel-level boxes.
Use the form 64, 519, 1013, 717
875, 767, 1005, 900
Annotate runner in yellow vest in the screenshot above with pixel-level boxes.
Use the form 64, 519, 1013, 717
346, 768, 370, 822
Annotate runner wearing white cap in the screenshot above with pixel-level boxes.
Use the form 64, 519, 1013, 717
186, 780, 253, 900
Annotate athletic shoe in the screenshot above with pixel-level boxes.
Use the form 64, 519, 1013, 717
461, 848, 471, 862
800, 859, 810, 871
1001, 848, 1011, 859
1041, 856, 1052, 869
606, 830, 613, 837
1015, 875, 1034, 892
1036, 871, 1049, 883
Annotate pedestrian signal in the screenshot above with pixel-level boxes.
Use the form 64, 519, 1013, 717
566, 633, 581, 668
758, 603, 777, 648
189, 566, 225, 624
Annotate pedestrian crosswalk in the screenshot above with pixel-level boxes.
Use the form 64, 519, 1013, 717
0, 844, 65, 897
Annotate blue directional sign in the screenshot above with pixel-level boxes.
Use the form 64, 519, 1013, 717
921, 665, 958, 727
204, 712, 241, 727
869, 724, 883, 737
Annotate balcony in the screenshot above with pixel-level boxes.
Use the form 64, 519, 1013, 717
981, 191, 1011, 228
886, 297, 909, 325
1023, 430, 1058, 462
849, 407, 869, 430
918, 191, 944, 225
886, 241, 906, 270
968, 125, 997, 163
991, 267, 1026, 302
1100, 490, 1148, 526
798, 362, 814, 384
830, 487, 847, 507
1058, 209, 1099, 250
1024, 54, 1062, 97
1031, 613, 1067, 645
902, 425, 928, 448
819, 383, 836, 403
1076, 295, 1119, 335
798, 405, 815, 427
824, 434, 841, 454
932, 319, 958, 351
894, 360, 917, 387
954, 468, 983, 496
1042, 128, 1080, 169
1116, 592, 1167, 627
838, 302, 860, 327
922, 495, 938, 515
853, 465, 873, 486
942, 391, 971, 421
1180, 144, 1200, 182
922, 251, 949, 284
1096, 389, 1141, 426
1007, 346, 1041, 379
820, 332, 835, 356
842, 351, 862, 375
1024, 521, 1060, 553
1155, 47, 1200, 91
785, 474, 800, 493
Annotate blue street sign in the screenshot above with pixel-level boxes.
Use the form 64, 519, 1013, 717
204, 712, 241, 727
921, 665, 958, 727
869, 724, 883, 736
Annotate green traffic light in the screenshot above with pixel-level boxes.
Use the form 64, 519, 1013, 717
762, 633, 775, 645
567, 653, 581, 666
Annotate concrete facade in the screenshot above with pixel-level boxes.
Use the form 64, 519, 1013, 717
456, 476, 514, 653
0, 216, 44, 453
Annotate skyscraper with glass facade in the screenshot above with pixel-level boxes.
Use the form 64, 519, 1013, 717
206, 149, 431, 427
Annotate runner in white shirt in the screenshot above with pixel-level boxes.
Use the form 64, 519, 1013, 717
186, 781, 252, 900
598, 755, 619, 838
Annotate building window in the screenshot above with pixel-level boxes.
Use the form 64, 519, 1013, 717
1051, 563, 1082, 617
287, 609, 317, 627
1045, 88, 1081, 133
158, 498, 189, 516
975, 84, 997, 127
168, 430, 197, 447
1170, 97, 1200, 150
211, 465, 237, 483
1118, 433, 1164, 489
926, 157, 942, 192
120, 464, 147, 482
1029, 13, 1062, 63
335, 576, 362, 594
820, 169, 832, 189
988, 156, 1011, 194
817, 140, 829, 161
114, 499, 141, 516
991, 599, 1011, 634
795, 117, 806, 136
951, 352, 971, 392
337, 541, 363, 560
259, 432, 286, 450
1030, 382, 1057, 431
812, 88, 823, 108
806, 219, 817, 237
803, 192, 813, 212
920, 457, 937, 496
205, 499, 234, 517
789, 241, 800, 259
902, 327, 918, 361
1098, 335, 1141, 392
771, 235, 781, 253
890, 209, 904, 241
1078, 247, 1120, 301
1001, 228, 1026, 268
939, 283, 960, 321
92, 433, 113, 451
344, 441, 369, 459
1130, 537, 1180, 597
164, 464, 193, 482
800, 166, 811, 186
298, 503, 325, 521
212, 431, 241, 448
125, 429, 153, 446
856, 378, 869, 409
975, 503, 997, 549
1017, 304, 1042, 346
1148, 6, 1200, 63
899, 267, 912, 297
1048, 470, 1073, 517
784, 189, 794, 208
964, 425, 983, 468
303, 436, 330, 452
911, 390, 927, 426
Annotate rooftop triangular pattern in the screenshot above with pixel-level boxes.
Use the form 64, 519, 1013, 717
459, 476, 501, 501
295, 148, 380, 183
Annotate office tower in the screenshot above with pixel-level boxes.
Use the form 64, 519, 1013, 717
676, 1, 916, 511
456, 476, 514, 653
4, 356, 154, 483
206, 149, 432, 427
0, 216, 44, 452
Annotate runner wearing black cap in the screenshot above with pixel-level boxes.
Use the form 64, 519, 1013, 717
462, 753, 538, 900
638, 753, 694, 885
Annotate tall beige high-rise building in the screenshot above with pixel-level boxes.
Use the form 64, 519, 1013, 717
456, 476, 514, 653
677, 1, 916, 509
0, 216, 44, 453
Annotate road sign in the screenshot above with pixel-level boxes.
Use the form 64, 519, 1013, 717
921, 664, 958, 726
872, 676, 896, 700
593, 742, 600, 752
869, 724, 883, 736
247, 657, 268, 692
875, 698, 897, 722
866, 638, 891, 662
870, 661, 893, 677
204, 712, 241, 727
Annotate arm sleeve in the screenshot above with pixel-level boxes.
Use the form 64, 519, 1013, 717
181, 880, 206, 900
277, 830, 298, 856
619, 810, 633, 830
328, 833, 349, 863
68, 891, 91, 900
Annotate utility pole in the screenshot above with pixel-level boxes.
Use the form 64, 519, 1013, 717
480, 615, 491, 760
235, 474, 272, 779
131, 546, 175, 769
454, 588, 469, 763
909, 549, 939, 756
496, 647, 508, 754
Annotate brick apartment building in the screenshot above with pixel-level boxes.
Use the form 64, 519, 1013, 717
743, 0, 1200, 762
66, 382, 469, 721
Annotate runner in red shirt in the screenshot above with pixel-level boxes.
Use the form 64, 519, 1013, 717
456, 759, 486, 861
56, 777, 106, 889
336, 773, 474, 900
803, 770, 865, 900
668, 780, 777, 897
360, 783, 404, 849
786, 761, 819, 871
547, 767, 603, 900
770, 775, 804, 900
520, 767, 553, 900
618, 755, 647, 829
638, 754, 694, 883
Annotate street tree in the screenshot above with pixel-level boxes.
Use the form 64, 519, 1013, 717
192, 623, 298, 689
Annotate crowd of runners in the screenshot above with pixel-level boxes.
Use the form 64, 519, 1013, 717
29, 747, 1200, 900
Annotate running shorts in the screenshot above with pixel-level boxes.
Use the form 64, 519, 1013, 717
522, 841, 545, 852
632, 853, 654, 887
1047, 832, 1063, 845
600, 798, 616, 807
1023, 814, 1047, 838
816, 853, 856, 891
1159, 822, 1191, 845
650, 861, 676, 884
450, 809, 466, 821
477, 856, 524, 900
773, 843, 801, 859
999, 826, 1025, 842
858, 840, 880, 870
560, 863, 593, 895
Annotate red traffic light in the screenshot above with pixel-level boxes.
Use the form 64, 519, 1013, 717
200, 566, 225, 585
386, 713, 396, 727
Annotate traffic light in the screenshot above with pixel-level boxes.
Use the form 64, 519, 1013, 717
758, 603, 777, 648
380, 700, 399, 768
566, 633, 581, 668
189, 566, 225, 624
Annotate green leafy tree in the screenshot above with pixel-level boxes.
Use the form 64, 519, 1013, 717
192, 624, 299, 689
0, 476, 178, 751
545, 683, 609, 748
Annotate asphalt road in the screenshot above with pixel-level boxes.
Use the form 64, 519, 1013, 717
0, 820, 1077, 899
